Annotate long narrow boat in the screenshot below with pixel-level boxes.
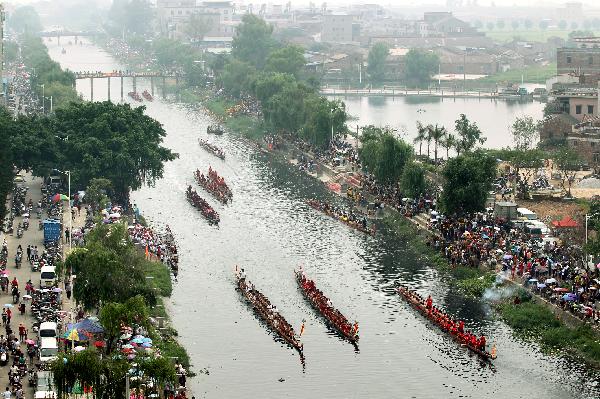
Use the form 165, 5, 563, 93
128, 91, 142, 102
198, 138, 225, 160
295, 270, 359, 344
207, 125, 224, 135
142, 90, 153, 101
194, 168, 232, 204
236, 271, 303, 354
307, 199, 375, 235
396, 285, 496, 361
185, 185, 220, 225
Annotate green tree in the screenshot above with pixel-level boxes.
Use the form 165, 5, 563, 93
85, 178, 113, 211
253, 72, 296, 104
511, 115, 540, 150
413, 121, 428, 157
301, 96, 347, 147
440, 133, 456, 160
440, 151, 497, 214
571, 21, 579, 30
220, 59, 257, 97
401, 162, 427, 197
511, 20, 520, 30
539, 20, 549, 30
265, 45, 305, 78
427, 124, 447, 164
367, 42, 390, 83
184, 13, 215, 41
359, 127, 413, 184
108, 0, 153, 36
140, 357, 177, 393
7, 6, 42, 34
0, 110, 16, 222
454, 114, 486, 155
50, 101, 177, 201
552, 147, 582, 197
524, 19, 533, 29
502, 149, 545, 198
559, 20, 568, 30
99, 295, 150, 353
486, 22, 495, 31
232, 14, 275, 68
496, 20, 506, 30
404, 49, 440, 88
264, 83, 310, 133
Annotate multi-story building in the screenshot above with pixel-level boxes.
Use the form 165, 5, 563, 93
557, 39, 600, 75
321, 14, 355, 43
554, 88, 598, 122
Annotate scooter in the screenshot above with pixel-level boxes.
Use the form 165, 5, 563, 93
0, 351, 7, 366
16, 227, 23, 239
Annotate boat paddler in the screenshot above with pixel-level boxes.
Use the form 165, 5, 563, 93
479, 335, 486, 351
426, 295, 433, 312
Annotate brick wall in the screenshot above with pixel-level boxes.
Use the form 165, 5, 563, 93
557, 48, 600, 74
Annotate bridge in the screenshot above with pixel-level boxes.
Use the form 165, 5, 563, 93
73, 71, 184, 102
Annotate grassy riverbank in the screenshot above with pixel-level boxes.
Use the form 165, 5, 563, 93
498, 298, 600, 366
382, 213, 496, 297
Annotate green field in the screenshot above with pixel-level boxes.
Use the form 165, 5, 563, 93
476, 63, 557, 84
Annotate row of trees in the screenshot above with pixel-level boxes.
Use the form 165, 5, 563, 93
413, 114, 487, 163
0, 101, 177, 203
366, 45, 440, 86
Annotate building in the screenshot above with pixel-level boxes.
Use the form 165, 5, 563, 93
557, 46, 600, 75
423, 12, 481, 37
567, 115, 600, 164
434, 47, 498, 75
321, 14, 355, 43
553, 88, 598, 122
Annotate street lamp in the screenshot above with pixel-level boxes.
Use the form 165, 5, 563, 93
39, 84, 45, 113
330, 108, 335, 145
56, 169, 72, 251
45, 96, 53, 113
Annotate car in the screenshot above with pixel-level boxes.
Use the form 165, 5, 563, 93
39, 337, 58, 363
13, 175, 25, 183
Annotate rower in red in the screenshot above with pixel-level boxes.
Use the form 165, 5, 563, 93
479, 335, 486, 351
426, 295, 433, 313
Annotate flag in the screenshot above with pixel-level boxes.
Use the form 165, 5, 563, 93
300, 320, 305, 337
145, 245, 149, 259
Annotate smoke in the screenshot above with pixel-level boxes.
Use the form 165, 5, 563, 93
482, 272, 518, 302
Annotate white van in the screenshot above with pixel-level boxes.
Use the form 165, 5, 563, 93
38, 322, 58, 340
517, 207, 538, 221
39, 337, 58, 363
39, 266, 57, 288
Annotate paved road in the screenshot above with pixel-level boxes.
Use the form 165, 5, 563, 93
0, 173, 81, 398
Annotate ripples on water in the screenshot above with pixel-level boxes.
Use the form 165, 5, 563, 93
44, 39, 600, 399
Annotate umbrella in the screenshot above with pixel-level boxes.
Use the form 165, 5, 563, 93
1, 271, 8, 275
53, 288, 62, 293
141, 342, 152, 348
25, 339, 35, 345
3, 304, 13, 308
122, 344, 134, 349
74, 318, 104, 334
562, 293, 577, 301
119, 333, 132, 340
142, 337, 152, 343
131, 337, 145, 344
537, 283, 547, 289
94, 341, 106, 348
52, 194, 69, 203
64, 328, 89, 342
22, 295, 31, 300
73, 346, 86, 352
544, 278, 557, 284
528, 278, 538, 282
554, 287, 570, 293
109, 213, 121, 218
503, 254, 513, 260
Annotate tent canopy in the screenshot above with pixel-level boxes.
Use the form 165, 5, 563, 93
551, 216, 579, 228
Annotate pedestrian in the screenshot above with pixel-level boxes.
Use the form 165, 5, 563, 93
26, 245, 31, 261
6, 308, 12, 325
15, 387, 23, 399
65, 281, 72, 300
18, 303, 25, 316
33, 246, 38, 261
1, 309, 6, 326
65, 228, 70, 243
3, 387, 10, 399
71, 208, 76, 221
18, 323, 25, 341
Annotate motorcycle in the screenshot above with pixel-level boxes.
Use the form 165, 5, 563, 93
38, 220, 43, 230
22, 217, 29, 230
28, 369, 37, 387
0, 351, 7, 366
16, 227, 23, 239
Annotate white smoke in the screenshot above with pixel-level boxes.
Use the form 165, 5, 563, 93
482, 272, 518, 302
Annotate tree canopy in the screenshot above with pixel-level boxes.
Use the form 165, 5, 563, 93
359, 126, 413, 184
107, 0, 154, 36
232, 14, 275, 68
265, 45, 305, 78
401, 162, 427, 198
454, 114, 486, 155
511, 115, 540, 150
367, 43, 390, 83
7, 6, 42, 34
440, 151, 497, 214
404, 49, 440, 88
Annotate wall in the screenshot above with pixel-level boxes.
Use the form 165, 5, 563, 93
557, 48, 600, 75
321, 15, 354, 43
568, 97, 597, 121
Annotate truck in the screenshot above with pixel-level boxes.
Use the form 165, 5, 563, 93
43, 219, 61, 244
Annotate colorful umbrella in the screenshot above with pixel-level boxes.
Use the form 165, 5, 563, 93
122, 344, 134, 349
25, 339, 35, 345
73, 346, 86, 352
51, 194, 69, 203
131, 337, 145, 344
94, 341, 106, 348
64, 328, 89, 342
141, 342, 152, 348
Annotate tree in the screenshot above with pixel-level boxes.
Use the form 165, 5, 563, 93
220, 59, 257, 97
232, 14, 275, 68
414, 121, 427, 157
265, 45, 305, 78
496, 20, 505, 30
100, 295, 150, 353
428, 124, 447, 164
85, 178, 113, 211
486, 22, 495, 31
0, 110, 15, 222
48, 102, 177, 202
440, 133, 456, 160
511, 20, 520, 30
559, 20, 568, 30
552, 147, 582, 197
359, 127, 413, 184
454, 114, 486, 155
539, 20, 549, 30
140, 357, 177, 394
252, 72, 296, 104
503, 149, 545, 198
473, 20, 483, 29
367, 43, 390, 83
511, 115, 540, 150
184, 13, 215, 41
264, 83, 310, 133
7, 6, 42, 34
404, 49, 440, 88
524, 19, 533, 29
401, 162, 427, 197
571, 21, 579, 30
107, 0, 154, 36
440, 151, 497, 214
301, 96, 347, 147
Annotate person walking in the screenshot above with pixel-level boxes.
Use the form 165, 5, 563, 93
26, 245, 31, 262
1, 309, 6, 326
6, 308, 12, 325
65, 228, 70, 244
65, 280, 72, 300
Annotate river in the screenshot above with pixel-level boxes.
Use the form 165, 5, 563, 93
46, 38, 599, 399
